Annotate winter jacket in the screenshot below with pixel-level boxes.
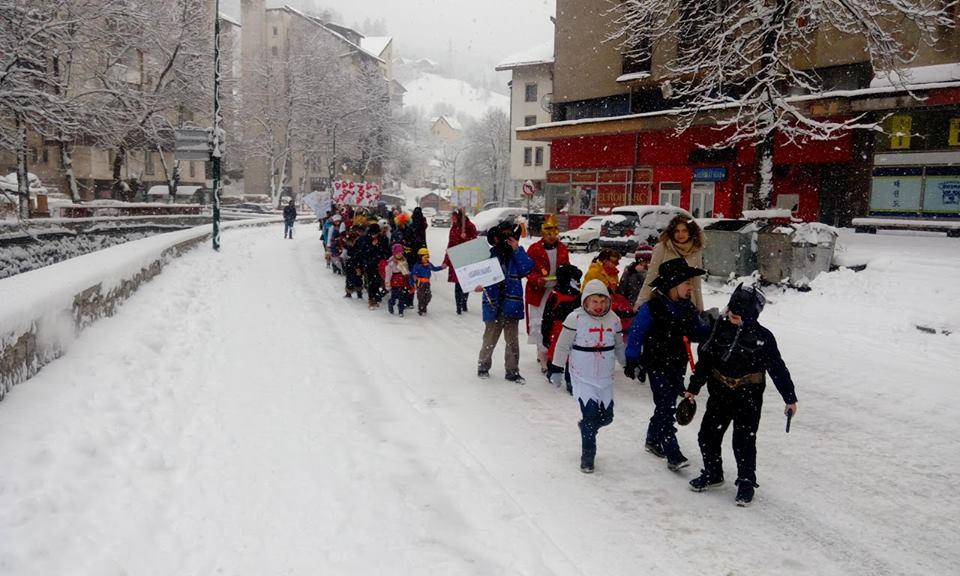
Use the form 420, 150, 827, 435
626, 294, 710, 374
552, 280, 626, 406
443, 216, 478, 283
524, 240, 570, 308
619, 265, 647, 306
481, 246, 535, 322
283, 204, 297, 224
582, 261, 619, 293
355, 234, 390, 275
384, 257, 411, 289
411, 262, 444, 285
688, 317, 797, 404
636, 236, 705, 311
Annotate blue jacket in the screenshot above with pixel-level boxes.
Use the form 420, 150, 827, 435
626, 295, 710, 371
481, 247, 535, 322
411, 262, 444, 286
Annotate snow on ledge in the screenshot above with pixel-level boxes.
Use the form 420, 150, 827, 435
742, 209, 793, 220
616, 72, 651, 83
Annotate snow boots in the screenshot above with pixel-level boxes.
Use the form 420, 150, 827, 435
735, 479, 757, 507
689, 471, 725, 492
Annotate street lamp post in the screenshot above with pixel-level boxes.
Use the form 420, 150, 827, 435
211, 0, 223, 251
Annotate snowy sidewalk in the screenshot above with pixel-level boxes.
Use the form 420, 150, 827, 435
1, 224, 958, 575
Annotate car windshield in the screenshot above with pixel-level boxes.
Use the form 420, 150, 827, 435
581, 217, 604, 229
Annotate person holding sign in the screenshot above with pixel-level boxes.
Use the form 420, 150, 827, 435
476, 222, 535, 384
524, 214, 570, 373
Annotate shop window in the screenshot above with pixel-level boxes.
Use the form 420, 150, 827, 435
659, 182, 682, 206
743, 184, 755, 212
535, 147, 544, 166
524, 115, 537, 127
691, 182, 715, 218
523, 147, 532, 166
525, 83, 538, 103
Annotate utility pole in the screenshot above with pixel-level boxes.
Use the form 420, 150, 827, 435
211, 0, 223, 250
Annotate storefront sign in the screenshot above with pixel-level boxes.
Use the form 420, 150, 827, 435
572, 172, 597, 183
597, 184, 626, 212
949, 118, 960, 147
693, 167, 727, 182
890, 115, 912, 150
546, 172, 570, 183
870, 167, 923, 212
923, 168, 960, 213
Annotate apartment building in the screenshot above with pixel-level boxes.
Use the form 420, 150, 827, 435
496, 41, 553, 197
518, 0, 960, 225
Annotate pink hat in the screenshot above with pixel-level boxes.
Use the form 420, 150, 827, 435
392, 243, 405, 256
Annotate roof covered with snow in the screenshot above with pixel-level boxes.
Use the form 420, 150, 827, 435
360, 36, 392, 58
871, 63, 960, 89
267, 5, 385, 64
404, 73, 509, 120
495, 41, 554, 71
431, 115, 463, 131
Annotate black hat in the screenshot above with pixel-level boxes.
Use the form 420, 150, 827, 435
727, 283, 766, 321
676, 397, 697, 426
650, 258, 706, 291
367, 223, 381, 236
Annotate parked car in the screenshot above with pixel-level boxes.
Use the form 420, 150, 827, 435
559, 215, 608, 252
230, 202, 273, 214
599, 205, 694, 254
472, 207, 527, 236
432, 211, 452, 227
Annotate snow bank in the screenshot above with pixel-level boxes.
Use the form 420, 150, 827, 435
0, 218, 281, 397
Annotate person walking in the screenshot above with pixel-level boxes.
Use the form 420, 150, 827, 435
283, 199, 297, 239
524, 214, 570, 372
477, 221, 535, 384
685, 284, 798, 506
635, 216, 706, 311
443, 208, 479, 315
624, 258, 710, 471
549, 279, 626, 473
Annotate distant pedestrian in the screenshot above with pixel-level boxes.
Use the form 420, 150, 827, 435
411, 248, 446, 315
685, 284, 798, 507
477, 221, 534, 384
283, 199, 297, 239
443, 208, 478, 315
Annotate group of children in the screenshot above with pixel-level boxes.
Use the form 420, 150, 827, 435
542, 255, 798, 507
321, 208, 447, 316
321, 208, 798, 507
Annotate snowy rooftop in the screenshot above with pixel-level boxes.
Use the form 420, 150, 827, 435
405, 73, 508, 120
871, 62, 960, 88
495, 41, 554, 71
432, 115, 463, 131
359, 36, 392, 58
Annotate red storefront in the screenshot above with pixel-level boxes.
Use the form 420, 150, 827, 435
541, 124, 857, 224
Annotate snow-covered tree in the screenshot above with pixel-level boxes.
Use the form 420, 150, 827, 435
461, 108, 511, 204
609, 0, 958, 208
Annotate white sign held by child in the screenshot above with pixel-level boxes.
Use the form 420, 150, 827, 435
456, 258, 505, 292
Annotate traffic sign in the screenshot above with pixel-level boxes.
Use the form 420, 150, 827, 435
175, 128, 212, 161
522, 179, 536, 197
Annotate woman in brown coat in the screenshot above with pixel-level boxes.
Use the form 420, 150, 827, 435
635, 215, 705, 311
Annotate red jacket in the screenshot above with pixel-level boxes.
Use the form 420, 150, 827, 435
524, 240, 570, 307
443, 216, 478, 283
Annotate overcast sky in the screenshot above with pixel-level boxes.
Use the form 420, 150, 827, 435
224, 0, 556, 89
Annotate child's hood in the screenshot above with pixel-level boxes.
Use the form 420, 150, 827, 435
582, 279, 612, 317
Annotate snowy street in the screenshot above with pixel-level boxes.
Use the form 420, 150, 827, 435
1, 224, 959, 575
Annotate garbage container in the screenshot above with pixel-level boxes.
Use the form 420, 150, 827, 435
757, 223, 838, 287
702, 220, 759, 279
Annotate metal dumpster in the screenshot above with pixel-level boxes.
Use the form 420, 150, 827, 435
757, 223, 838, 287
702, 220, 759, 279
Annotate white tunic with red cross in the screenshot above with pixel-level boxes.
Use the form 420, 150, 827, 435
554, 308, 625, 406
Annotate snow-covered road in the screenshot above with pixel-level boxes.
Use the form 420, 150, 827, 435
1, 224, 958, 575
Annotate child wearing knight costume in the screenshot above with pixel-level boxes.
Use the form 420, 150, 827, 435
549, 279, 626, 474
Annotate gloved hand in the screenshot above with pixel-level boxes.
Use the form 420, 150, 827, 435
624, 358, 645, 382
546, 363, 564, 387
701, 307, 721, 324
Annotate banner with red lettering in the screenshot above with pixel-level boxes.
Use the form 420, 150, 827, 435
331, 180, 382, 207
